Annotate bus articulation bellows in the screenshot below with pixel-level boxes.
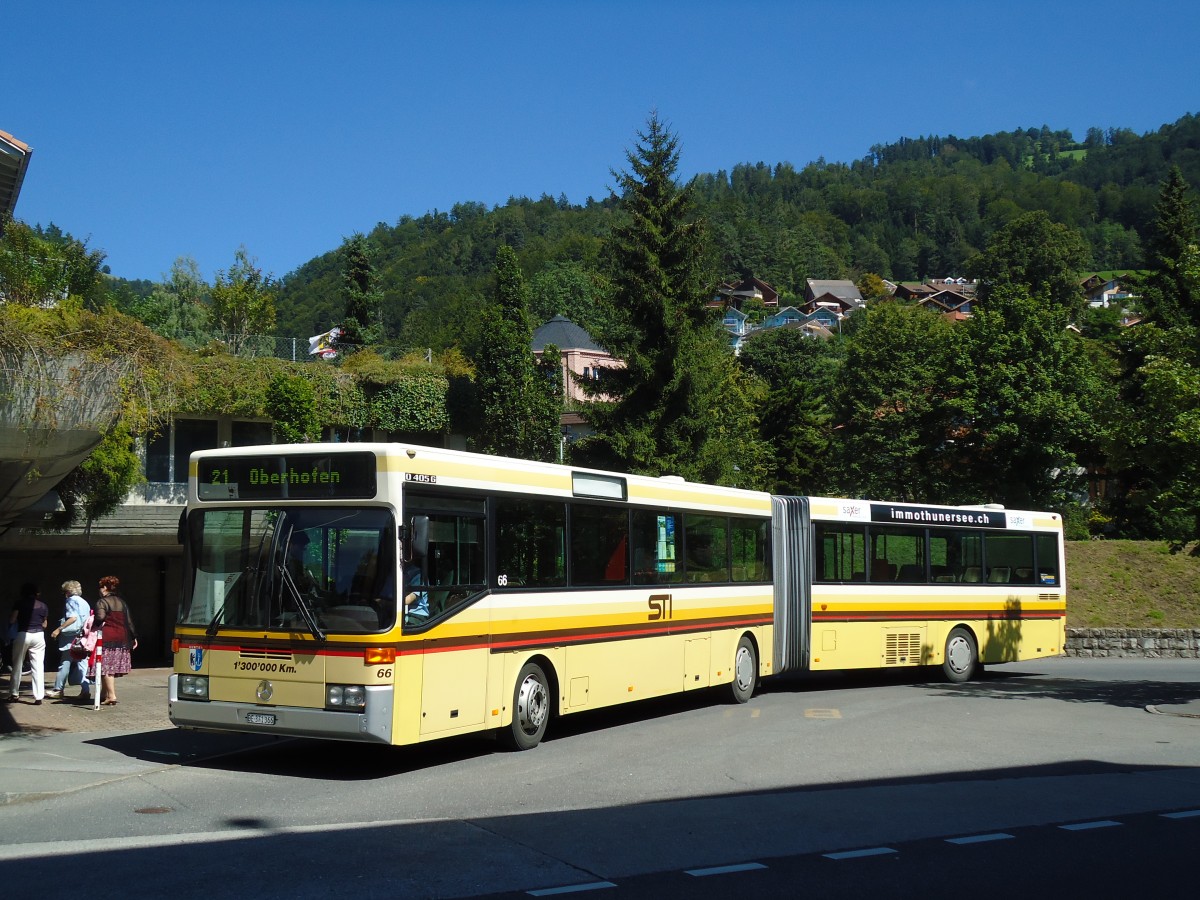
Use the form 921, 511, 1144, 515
169, 443, 1065, 750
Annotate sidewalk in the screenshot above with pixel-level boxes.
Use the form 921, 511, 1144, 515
2, 665, 173, 736
0, 666, 277, 807
1, 666, 176, 806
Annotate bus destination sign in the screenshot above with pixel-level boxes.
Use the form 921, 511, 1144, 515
196, 452, 377, 501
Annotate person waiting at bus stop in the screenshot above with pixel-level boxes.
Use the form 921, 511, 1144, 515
47, 580, 91, 700
94, 575, 138, 706
7, 583, 48, 704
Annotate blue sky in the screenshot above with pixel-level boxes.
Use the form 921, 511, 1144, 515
7, 1, 1198, 284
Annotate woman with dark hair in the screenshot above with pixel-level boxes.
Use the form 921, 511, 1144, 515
95, 575, 138, 706
7, 583, 48, 704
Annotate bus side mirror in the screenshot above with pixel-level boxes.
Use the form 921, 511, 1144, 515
177, 510, 188, 545
410, 515, 430, 560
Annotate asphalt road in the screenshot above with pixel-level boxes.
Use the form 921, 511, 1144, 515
1, 657, 1198, 899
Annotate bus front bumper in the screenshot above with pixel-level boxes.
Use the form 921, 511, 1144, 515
168, 674, 394, 744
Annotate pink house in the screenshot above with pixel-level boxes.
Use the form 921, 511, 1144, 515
531, 316, 619, 405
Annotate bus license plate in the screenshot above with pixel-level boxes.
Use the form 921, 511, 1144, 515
245, 712, 277, 725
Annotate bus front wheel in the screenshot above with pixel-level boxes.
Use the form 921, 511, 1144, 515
729, 635, 757, 703
942, 627, 978, 684
501, 662, 550, 751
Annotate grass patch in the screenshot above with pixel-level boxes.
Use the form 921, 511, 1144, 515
1066, 540, 1200, 628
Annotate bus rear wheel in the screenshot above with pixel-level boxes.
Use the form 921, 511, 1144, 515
501, 662, 550, 751
942, 626, 978, 684
729, 635, 757, 703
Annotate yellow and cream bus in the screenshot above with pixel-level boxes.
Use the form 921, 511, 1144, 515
169, 443, 1065, 749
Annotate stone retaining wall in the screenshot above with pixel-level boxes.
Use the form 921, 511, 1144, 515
1065, 628, 1200, 658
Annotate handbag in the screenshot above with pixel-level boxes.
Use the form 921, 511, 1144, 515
69, 613, 98, 660
69, 635, 90, 661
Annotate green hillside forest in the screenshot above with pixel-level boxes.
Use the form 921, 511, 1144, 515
269, 115, 1200, 345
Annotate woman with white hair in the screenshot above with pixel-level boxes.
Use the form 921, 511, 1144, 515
46, 580, 91, 700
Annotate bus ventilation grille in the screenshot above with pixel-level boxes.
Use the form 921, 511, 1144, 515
1038, 593, 1061, 603
885, 633, 922, 666
239, 648, 293, 661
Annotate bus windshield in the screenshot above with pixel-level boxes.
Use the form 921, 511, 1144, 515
180, 506, 397, 635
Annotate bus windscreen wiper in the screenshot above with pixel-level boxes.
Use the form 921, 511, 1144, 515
279, 564, 327, 641
206, 605, 224, 637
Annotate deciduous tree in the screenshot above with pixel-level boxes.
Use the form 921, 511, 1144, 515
959, 285, 1111, 508
831, 302, 966, 501
209, 247, 277, 355
966, 210, 1090, 317
738, 328, 842, 494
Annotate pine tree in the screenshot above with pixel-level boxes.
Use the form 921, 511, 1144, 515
579, 115, 765, 486
473, 246, 561, 461
1142, 165, 1200, 327
338, 233, 383, 348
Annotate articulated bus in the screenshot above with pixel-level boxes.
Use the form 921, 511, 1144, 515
169, 443, 1065, 750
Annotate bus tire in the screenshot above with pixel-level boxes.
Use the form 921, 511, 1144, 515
942, 626, 978, 684
501, 662, 550, 751
729, 635, 757, 704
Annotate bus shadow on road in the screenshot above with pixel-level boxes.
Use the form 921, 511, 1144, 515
89, 725, 502, 780
924, 672, 1200, 710
86, 665, 1199, 780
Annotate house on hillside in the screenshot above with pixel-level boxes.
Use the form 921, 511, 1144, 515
895, 278, 978, 302
894, 281, 939, 302
802, 279, 864, 320
711, 276, 779, 310
531, 316, 617, 404
531, 315, 620, 444
721, 306, 751, 353
763, 305, 841, 332
926, 276, 977, 297
741, 310, 835, 349
917, 287, 974, 319
1080, 273, 1137, 309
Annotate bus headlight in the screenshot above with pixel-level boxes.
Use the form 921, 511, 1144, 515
180, 675, 209, 699
327, 684, 366, 710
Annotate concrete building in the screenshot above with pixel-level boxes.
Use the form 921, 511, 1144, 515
0, 129, 32, 219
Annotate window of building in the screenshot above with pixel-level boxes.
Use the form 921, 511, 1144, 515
232, 420, 273, 447
146, 419, 219, 483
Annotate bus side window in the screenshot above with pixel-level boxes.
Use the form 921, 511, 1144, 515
815, 524, 866, 583
570, 504, 628, 586
1034, 534, 1060, 585
496, 498, 567, 588
632, 509, 677, 584
684, 515, 729, 584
